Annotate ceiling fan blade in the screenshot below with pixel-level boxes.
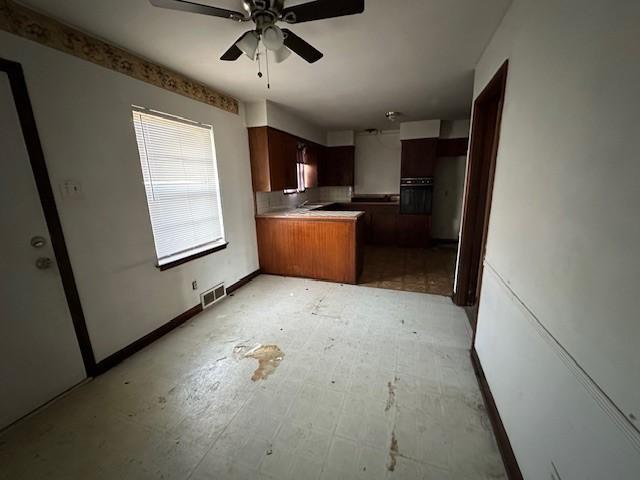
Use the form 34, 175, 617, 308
149, 0, 246, 21
220, 44, 243, 61
281, 0, 364, 24
282, 29, 323, 63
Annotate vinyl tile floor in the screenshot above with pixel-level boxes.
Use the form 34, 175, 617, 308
0, 275, 505, 480
358, 245, 458, 297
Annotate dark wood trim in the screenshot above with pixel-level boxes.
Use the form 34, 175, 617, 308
226, 269, 261, 295
157, 242, 228, 271
1, 57, 97, 375
454, 60, 508, 310
94, 304, 203, 375
94, 269, 261, 375
471, 348, 524, 480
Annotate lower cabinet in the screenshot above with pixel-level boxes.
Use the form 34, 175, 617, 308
255, 216, 364, 284
331, 203, 431, 247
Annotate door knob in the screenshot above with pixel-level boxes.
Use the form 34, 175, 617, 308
31, 236, 47, 248
35, 257, 53, 270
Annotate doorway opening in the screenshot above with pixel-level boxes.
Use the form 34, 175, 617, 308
453, 61, 509, 330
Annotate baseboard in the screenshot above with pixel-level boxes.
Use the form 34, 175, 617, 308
93, 270, 261, 376
226, 269, 261, 295
470, 347, 524, 480
94, 304, 203, 375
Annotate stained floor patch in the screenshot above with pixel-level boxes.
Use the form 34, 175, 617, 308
386, 376, 399, 412
388, 430, 399, 471
234, 344, 284, 381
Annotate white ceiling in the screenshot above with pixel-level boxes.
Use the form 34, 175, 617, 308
20, 0, 511, 130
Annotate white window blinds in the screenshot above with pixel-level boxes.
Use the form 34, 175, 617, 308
132, 108, 225, 267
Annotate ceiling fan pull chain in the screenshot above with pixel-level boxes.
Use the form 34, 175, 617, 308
265, 49, 271, 89
256, 51, 263, 79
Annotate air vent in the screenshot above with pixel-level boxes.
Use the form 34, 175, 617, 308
201, 283, 226, 309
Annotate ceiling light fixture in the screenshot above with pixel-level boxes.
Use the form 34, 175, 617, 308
272, 45, 292, 63
262, 25, 285, 51
385, 111, 402, 122
235, 31, 259, 60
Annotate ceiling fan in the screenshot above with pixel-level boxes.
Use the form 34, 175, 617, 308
149, 0, 365, 64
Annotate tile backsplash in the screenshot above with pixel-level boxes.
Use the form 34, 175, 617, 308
255, 186, 352, 214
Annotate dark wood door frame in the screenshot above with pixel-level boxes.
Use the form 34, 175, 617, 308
454, 61, 508, 319
1, 57, 97, 376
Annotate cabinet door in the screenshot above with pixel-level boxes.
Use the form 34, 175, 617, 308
320, 146, 355, 186
303, 143, 319, 189
401, 138, 438, 177
248, 126, 271, 192
369, 205, 399, 245
268, 128, 298, 191
398, 214, 430, 247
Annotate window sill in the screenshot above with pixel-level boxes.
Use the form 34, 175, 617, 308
156, 242, 228, 271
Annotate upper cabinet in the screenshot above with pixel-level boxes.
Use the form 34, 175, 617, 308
247, 126, 299, 192
400, 138, 438, 177
248, 126, 354, 191
436, 138, 469, 157
320, 146, 355, 187
302, 142, 320, 189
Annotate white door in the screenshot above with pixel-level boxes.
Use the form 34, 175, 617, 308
0, 71, 86, 429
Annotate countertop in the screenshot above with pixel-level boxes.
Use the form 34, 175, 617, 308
256, 203, 364, 221
344, 201, 400, 206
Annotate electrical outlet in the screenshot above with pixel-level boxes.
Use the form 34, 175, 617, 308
192, 280, 198, 290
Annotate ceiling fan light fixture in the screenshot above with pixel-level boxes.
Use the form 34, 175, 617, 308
262, 24, 285, 51
272, 45, 292, 63
386, 111, 402, 122
236, 31, 259, 60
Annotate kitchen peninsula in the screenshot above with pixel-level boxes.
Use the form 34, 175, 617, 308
255, 205, 364, 284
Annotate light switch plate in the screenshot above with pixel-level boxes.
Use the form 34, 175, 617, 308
60, 180, 82, 198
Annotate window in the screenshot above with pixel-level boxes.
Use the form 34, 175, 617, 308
284, 145, 306, 194
132, 107, 225, 269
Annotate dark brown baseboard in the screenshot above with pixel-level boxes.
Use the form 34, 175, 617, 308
226, 269, 261, 295
470, 348, 524, 480
94, 304, 202, 375
93, 269, 261, 376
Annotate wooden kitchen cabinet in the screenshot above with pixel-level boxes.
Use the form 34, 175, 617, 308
401, 138, 438, 177
256, 215, 364, 284
436, 137, 469, 157
302, 142, 320, 189
332, 203, 431, 248
369, 205, 400, 246
397, 214, 431, 247
319, 146, 355, 186
248, 126, 299, 192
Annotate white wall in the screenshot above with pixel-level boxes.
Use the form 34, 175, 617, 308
326, 130, 355, 147
245, 99, 326, 145
431, 156, 466, 240
472, 0, 640, 478
244, 100, 268, 128
0, 31, 259, 362
440, 119, 470, 139
399, 119, 441, 140
354, 131, 401, 194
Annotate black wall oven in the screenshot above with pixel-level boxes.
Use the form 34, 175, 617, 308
400, 177, 433, 215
